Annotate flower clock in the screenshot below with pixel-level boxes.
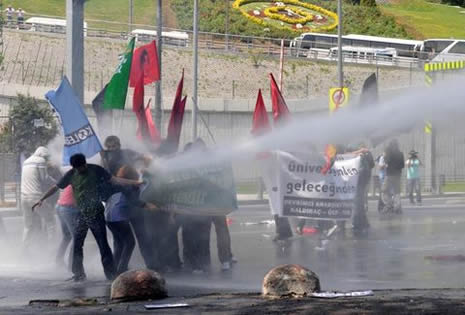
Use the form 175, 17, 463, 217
233, 0, 338, 33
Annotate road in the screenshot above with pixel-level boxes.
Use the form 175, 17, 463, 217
1, 197, 465, 307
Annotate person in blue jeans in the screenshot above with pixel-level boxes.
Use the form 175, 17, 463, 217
55, 185, 80, 269
105, 165, 157, 275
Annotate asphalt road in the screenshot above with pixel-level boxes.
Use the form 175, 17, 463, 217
1, 197, 465, 307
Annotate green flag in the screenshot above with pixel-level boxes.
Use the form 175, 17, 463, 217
103, 37, 135, 110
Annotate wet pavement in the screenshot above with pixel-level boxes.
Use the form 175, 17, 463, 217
1, 197, 465, 307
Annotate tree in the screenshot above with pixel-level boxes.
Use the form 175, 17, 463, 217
0, 94, 58, 154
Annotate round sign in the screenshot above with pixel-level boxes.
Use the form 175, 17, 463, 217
331, 89, 346, 106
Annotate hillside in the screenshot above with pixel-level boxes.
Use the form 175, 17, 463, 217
379, 0, 465, 39
3, 1, 406, 38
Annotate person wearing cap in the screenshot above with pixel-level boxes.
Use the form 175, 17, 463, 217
406, 150, 422, 205
20, 146, 57, 256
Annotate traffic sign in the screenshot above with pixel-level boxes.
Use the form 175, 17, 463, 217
329, 87, 349, 113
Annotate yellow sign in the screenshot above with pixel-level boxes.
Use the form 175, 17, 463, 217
329, 87, 349, 113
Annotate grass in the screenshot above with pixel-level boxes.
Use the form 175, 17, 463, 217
442, 182, 465, 193
5, 0, 157, 31
379, 0, 465, 39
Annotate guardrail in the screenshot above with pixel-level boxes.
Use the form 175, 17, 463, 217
2, 15, 426, 70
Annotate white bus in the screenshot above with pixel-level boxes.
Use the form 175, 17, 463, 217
131, 29, 189, 47
25, 17, 88, 36
420, 39, 465, 62
329, 46, 398, 64
291, 32, 421, 58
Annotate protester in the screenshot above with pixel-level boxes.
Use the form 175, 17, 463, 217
180, 140, 212, 274
33, 153, 143, 282
5, 5, 14, 27
16, 8, 25, 29
406, 150, 422, 205
20, 146, 56, 256
381, 140, 404, 214
352, 145, 375, 233
100, 135, 154, 269
105, 165, 157, 275
55, 185, 80, 269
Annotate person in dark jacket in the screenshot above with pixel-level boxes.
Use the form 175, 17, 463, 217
100, 136, 155, 270
381, 139, 404, 214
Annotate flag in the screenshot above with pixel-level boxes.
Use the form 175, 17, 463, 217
251, 89, 270, 136
321, 144, 337, 175
144, 101, 161, 144
133, 70, 145, 113
269, 73, 290, 123
92, 84, 111, 127
359, 73, 378, 107
129, 40, 160, 87
166, 71, 185, 151
45, 77, 102, 165
103, 37, 135, 110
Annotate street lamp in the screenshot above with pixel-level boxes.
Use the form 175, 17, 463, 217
192, 0, 199, 139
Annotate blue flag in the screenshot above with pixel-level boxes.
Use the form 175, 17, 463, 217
45, 76, 102, 165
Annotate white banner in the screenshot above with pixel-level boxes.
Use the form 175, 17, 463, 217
263, 151, 360, 220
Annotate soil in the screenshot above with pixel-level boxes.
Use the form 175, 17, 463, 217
4, 289, 465, 314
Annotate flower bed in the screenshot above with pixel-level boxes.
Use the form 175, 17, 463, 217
233, 0, 338, 33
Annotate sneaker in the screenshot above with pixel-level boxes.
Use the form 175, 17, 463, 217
230, 256, 238, 264
66, 274, 86, 282
221, 262, 231, 271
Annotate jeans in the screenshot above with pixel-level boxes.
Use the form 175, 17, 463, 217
381, 175, 402, 213
107, 220, 135, 275
72, 211, 116, 280
407, 178, 421, 203
129, 207, 153, 269
56, 205, 80, 267
182, 216, 211, 271
212, 216, 233, 264
274, 215, 293, 240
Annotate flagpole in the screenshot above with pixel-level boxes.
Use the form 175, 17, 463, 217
154, 0, 163, 135
279, 39, 284, 91
192, 0, 199, 140
337, 0, 343, 89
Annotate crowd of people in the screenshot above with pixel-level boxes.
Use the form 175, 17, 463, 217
21, 135, 236, 282
14, 135, 423, 281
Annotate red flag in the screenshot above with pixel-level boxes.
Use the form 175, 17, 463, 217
251, 89, 271, 136
132, 71, 144, 113
321, 144, 337, 175
269, 73, 290, 123
129, 40, 160, 87
144, 101, 161, 144
166, 71, 186, 150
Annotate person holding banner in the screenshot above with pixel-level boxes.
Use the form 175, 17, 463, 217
32, 153, 144, 282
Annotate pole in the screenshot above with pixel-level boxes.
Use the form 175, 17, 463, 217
337, 0, 343, 89
155, 0, 163, 132
225, 0, 229, 51
129, 0, 133, 32
66, 0, 84, 104
279, 39, 284, 91
192, 0, 199, 140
